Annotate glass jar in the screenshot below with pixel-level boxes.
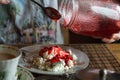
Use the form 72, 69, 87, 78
59, 0, 120, 39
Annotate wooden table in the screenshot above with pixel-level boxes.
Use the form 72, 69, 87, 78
68, 44, 120, 72
14, 44, 120, 80
106, 44, 120, 64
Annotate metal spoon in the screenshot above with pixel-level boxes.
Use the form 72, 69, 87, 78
31, 0, 61, 20
99, 69, 107, 80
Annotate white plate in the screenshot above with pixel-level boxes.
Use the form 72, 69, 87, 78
17, 67, 34, 80
19, 45, 89, 75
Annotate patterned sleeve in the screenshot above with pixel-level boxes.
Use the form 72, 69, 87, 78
21, 0, 57, 44
0, 0, 30, 44
0, 0, 59, 44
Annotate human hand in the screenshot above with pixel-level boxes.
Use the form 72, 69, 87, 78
102, 33, 120, 43
102, 21, 120, 43
0, 0, 9, 4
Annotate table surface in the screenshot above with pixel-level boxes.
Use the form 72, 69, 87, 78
14, 44, 120, 80
106, 44, 120, 64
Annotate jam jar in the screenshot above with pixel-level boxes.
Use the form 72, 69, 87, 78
58, 0, 120, 39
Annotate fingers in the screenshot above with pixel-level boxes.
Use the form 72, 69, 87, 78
102, 32, 120, 43
102, 38, 115, 43
0, 0, 10, 4
112, 33, 120, 40
102, 21, 120, 43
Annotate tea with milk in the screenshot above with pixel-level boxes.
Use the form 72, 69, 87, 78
0, 53, 16, 60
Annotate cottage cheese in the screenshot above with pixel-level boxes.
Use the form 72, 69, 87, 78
29, 46, 78, 72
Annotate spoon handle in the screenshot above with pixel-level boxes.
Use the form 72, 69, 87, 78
99, 69, 107, 80
31, 0, 44, 9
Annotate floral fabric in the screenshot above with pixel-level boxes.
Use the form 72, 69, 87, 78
0, 0, 63, 44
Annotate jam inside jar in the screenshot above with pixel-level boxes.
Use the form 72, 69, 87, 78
58, 0, 120, 39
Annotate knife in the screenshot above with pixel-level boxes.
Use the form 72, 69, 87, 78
99, 69, 107, 80
99, 69, 120, 80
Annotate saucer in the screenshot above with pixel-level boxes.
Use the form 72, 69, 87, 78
17, 67, 34, 80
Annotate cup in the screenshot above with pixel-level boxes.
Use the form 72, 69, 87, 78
0, 45, 22, 80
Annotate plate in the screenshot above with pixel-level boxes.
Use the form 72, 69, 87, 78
17, 67, 34, 80
19, 45, 89, 75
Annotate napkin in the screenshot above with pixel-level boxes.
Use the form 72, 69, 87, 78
75, 69, 120, 80
107, 72, 120, 80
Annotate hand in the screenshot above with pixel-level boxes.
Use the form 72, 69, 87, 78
102, 21, 120, 43
102, 33, 120, 43
0, 0, 9, 4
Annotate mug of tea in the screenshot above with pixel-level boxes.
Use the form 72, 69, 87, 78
0, 45, 22, 80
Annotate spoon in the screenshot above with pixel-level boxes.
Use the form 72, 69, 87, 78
31, 0, 61, 20
99, 69, 107, 80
